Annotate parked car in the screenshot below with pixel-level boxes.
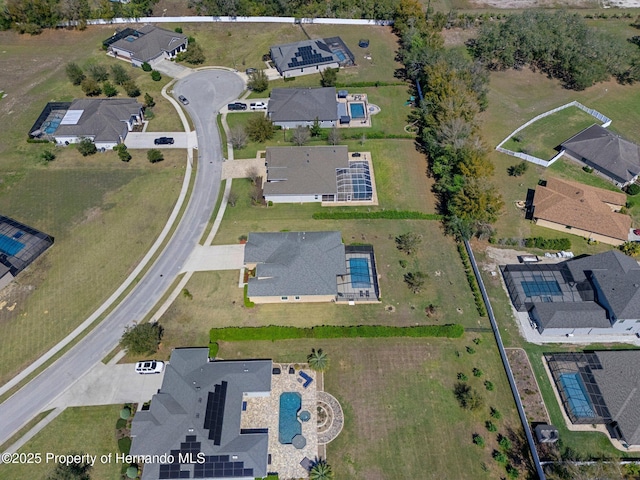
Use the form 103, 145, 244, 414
135, 360, 164, 374
245, 68, 257, 75
178, 95, 189, 105
351, 152, 362, 157
250, 101, 267, 110
154, 137, 174, 145
228, 102, 247, 111
634, 229, 640, 236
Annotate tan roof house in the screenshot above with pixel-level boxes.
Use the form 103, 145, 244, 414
530, 178, 631, 246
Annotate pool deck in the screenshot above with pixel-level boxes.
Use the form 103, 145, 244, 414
241, 364, 318, 479
337, 93, 371, 128
320, 151, 379, 207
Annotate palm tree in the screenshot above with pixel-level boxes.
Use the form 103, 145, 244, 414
307, 348, 328, 371
309, 459, 333, 480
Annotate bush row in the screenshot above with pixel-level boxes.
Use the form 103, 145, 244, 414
334, 81, 406, 88
457, 243, 487, 317
312, 210, 442, 220
210, 324, 463, 345
523, 237, 571, 250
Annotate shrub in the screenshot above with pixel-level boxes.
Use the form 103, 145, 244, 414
126, 466, 138, 479
396, 232, 422, 255
493, 450, 508, 465
111, 64, 131, 85
114, 143, 131, 162
243, 284, 255, 308
120, 407, 131, 420
320, 67, 338, 87
490, 407, 502, 419
147, 149, 164, 163
473, 434, 485, 447
141, 62, 152, 72
466, 346, 476, 354
77, 138, 97, 156
151, 70, 162, 81
246, 115, 274, 142
313, 210, 442, 220
209, 341, 219, 359
506, 465, 519, 479
620, 241, 640, 257
88, 64, 109, 82
41, 150, 56, 162
175, 27, 183, 33
81, 77, 102, 96
457, 243, 487, 316
473, 337, 481, 345
66, 62, 85, 85
120, 322, 163, 354
457, 372, 468, 381
247, 70, 269, 92
523, 237, 571, 250
103, 81, 118, 97
627, 183, 640, 196
498, 435, 512, 451
507, 161, 528, 177
484, 380, 494, 391
118, 436, 131, 454
582, 165, 594, 173
404, 271, 426, 293
399, 259, 407, 268
454, 382, 484, 411
123, 81, 140, 98
177, 43, 205, 64
486, 420, 497, 432
473, 368, 483, 377
144, 93, 155, 108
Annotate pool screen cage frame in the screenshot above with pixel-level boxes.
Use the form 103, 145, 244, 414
336, 245, 380, 301
335, 161, 373, 202
545, 353, 611, 425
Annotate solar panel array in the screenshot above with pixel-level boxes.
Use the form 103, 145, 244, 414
157, 435, 255, 479
287, 45, 334, 69
203, 381, 227, 444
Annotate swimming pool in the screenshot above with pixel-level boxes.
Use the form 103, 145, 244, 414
350, 258, 370, 288
349, 102, 366, 119
335, 51, 346, 62
559, 372, 595, 418
279, 392, 302, 444
522, 280, 562, 297
0, 234, 25, 256
44, 117, 62, 135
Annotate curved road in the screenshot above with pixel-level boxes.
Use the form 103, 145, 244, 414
0, 70, 244, 445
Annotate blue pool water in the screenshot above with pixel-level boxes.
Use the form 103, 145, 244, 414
560, 373, 595, 418
0, 234, 25, 256
335, 51, 346, 62
522, 280, 562, 297
279, 392, 301, 444
350, 258, 370, 288
44, 118, 62, 135
349, 102, 366, 119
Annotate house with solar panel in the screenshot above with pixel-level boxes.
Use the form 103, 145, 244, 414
501, 250, 640, 337
0, 215, 54, 291
546, 350, 640, 447
269, 37, 354, 78
29, 99, 144, 150
244, 231, 380, 304
104, 25, 188, 67
262, 146, 376, 205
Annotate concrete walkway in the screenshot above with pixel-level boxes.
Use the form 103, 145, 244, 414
180, 244, 245, 273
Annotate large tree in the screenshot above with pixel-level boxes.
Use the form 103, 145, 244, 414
46, 453, 92, 480
247, 70, 268, 92
120, 322, 163, 355
246, 116, 274, 142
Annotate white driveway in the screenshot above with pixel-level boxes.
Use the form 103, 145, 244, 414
47, 363, 164, 408
125, 131, 197, 149
151, 58, 193, 79
181, 244, 245, 273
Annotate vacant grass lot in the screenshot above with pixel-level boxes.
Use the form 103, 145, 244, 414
215, 336, 525, 479
501, 106, 599, 160
0, 405, 123, 480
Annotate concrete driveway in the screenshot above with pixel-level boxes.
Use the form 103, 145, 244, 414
151, 58, 193, 79
220, 98, 269, 114
48, 362, 164, 408
181, 244, 245, 273
125, 131, 197, 149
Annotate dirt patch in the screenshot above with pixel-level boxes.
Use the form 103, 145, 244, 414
506, 348, 550, 425
482, 246, 565, 272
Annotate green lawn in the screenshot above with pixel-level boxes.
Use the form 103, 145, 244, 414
0, 405, 124, 480
215, 336, 526, 479
501, 106, 599, 160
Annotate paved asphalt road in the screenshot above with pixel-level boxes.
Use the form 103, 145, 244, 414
0, 70, 244, 446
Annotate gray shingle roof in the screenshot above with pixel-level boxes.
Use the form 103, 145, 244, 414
54, 98, 142, 143
267, 88, 338, 123
244, 231, 346, 298
528, 302, 610, 330
111, 25, 188, 63
270, 39, 338, 74
264, 146, 349, 196
561, 124, 640, 185
130, 349, 271, 480
591, 350, 640, 445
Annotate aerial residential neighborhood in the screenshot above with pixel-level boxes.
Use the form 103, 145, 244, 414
3, 2, 640, 480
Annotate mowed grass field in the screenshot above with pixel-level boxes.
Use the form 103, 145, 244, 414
0, 27, 189, 384
216, 337, 525, 479
0, 405, 123, 480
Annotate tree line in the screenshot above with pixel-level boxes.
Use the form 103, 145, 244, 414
394, 0, 503, 240
468, 10, 640, 90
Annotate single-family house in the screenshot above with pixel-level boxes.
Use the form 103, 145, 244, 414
560, 124, 640, 188
547, 350, 640, 447
267, 88, 338, 129
501, 250, 640, 336
270, 38, 344, 78
263, 146, 374, 204
528, 178, 631, 246
130, 348, 272, 480
46, 98, 143, 149
105, 25, 188, 67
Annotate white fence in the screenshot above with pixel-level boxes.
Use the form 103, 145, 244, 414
86, 16, 393, 26
495, 101, 611, 168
